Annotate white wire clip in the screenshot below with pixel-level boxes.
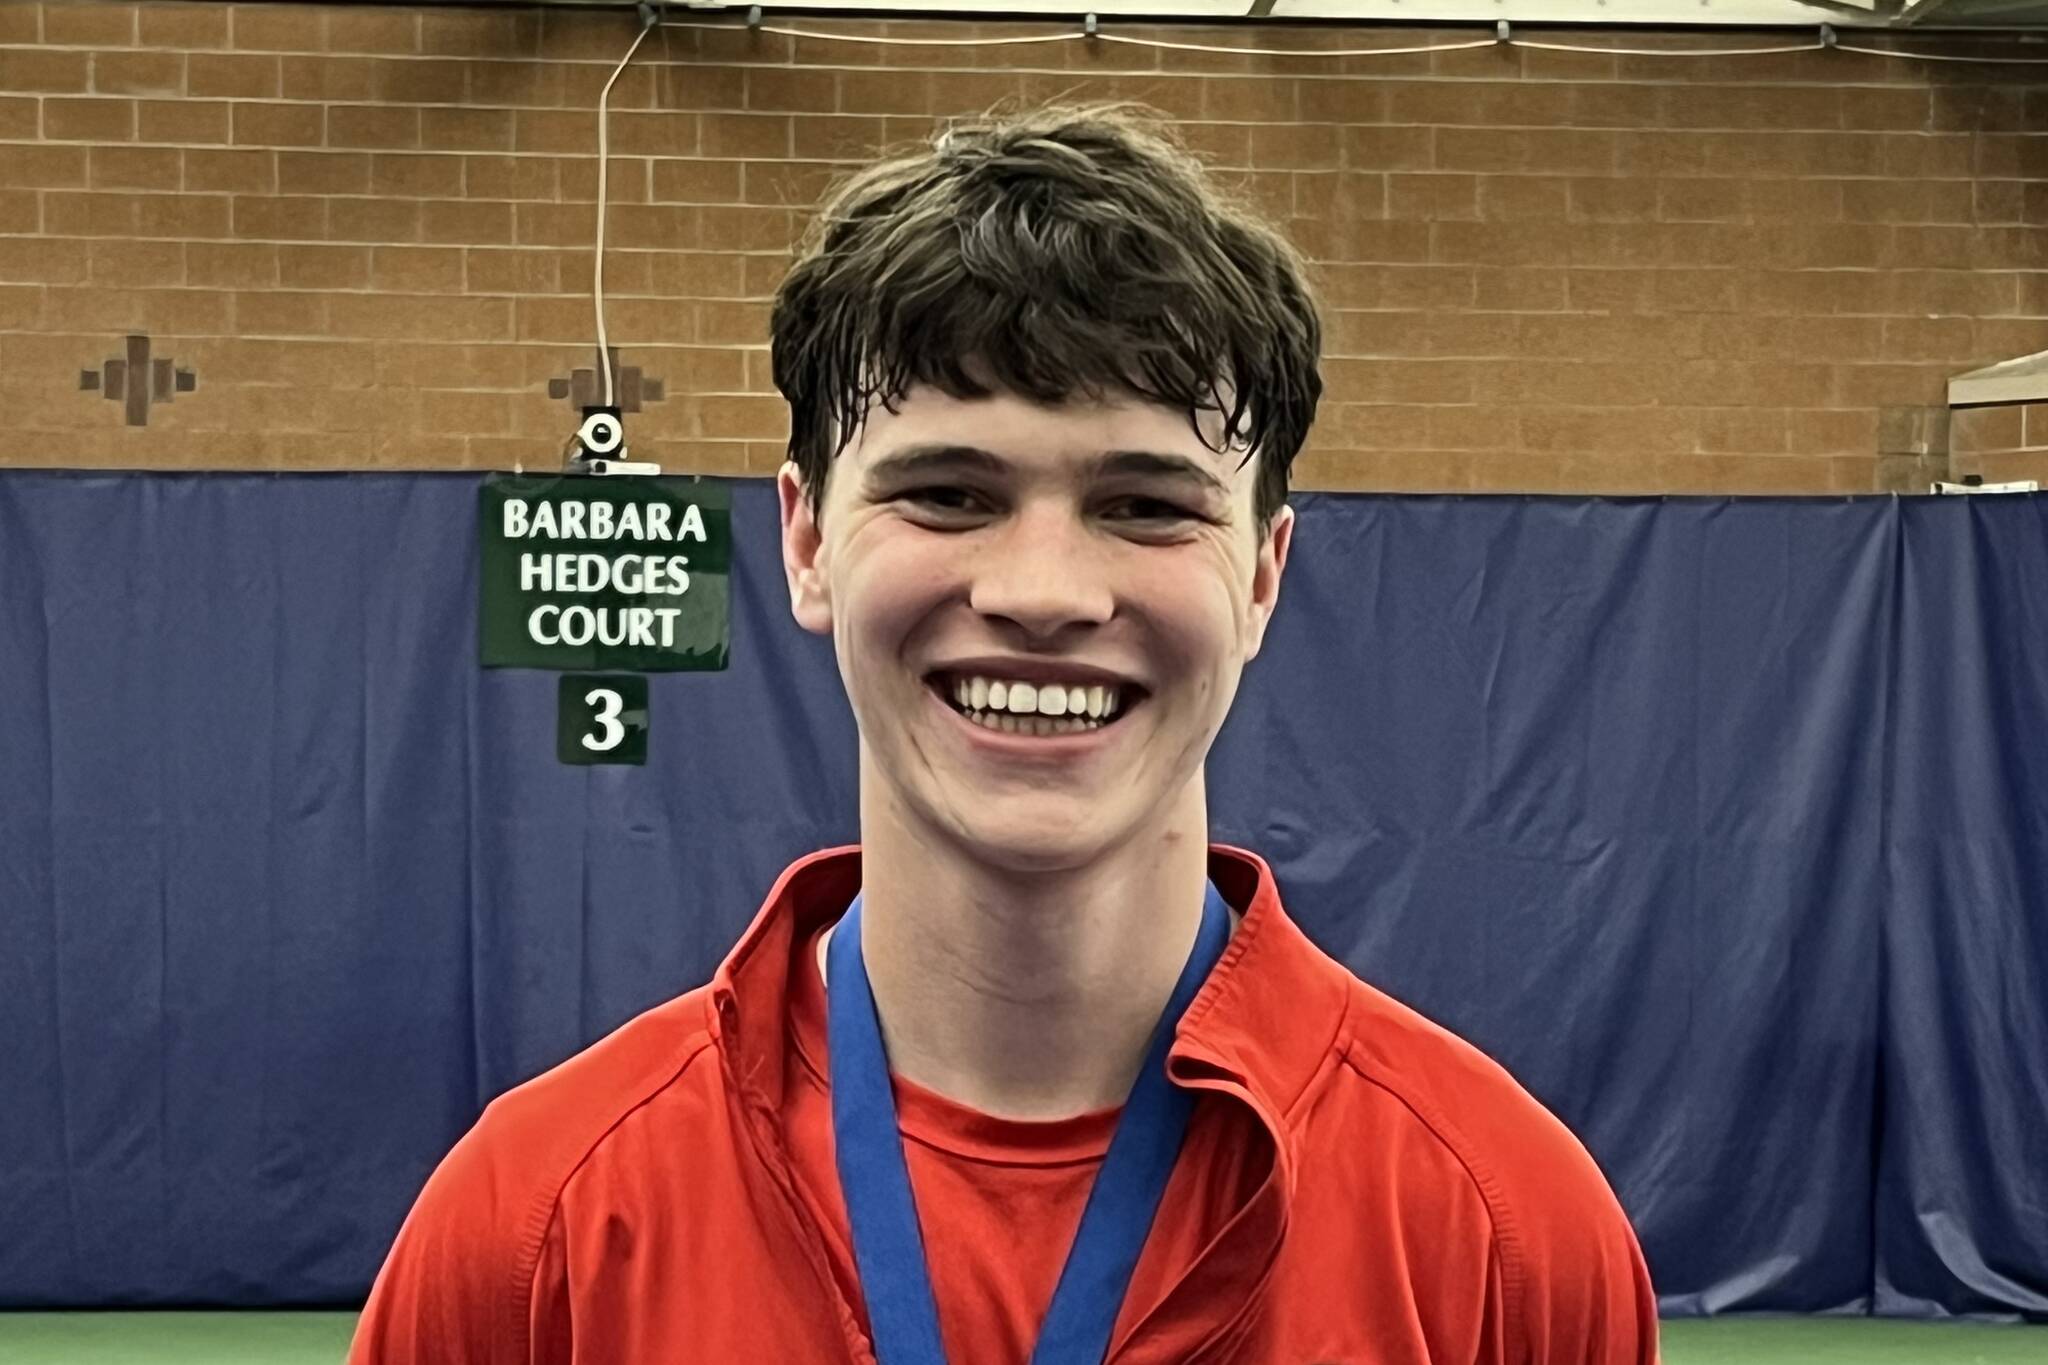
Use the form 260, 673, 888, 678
1819, 23, 1837, 47
1496, 19, 1511, 42
747, 5, 762, 29
1085, 12, 1099, 37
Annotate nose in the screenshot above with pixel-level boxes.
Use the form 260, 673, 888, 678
966, 499, 1115, 641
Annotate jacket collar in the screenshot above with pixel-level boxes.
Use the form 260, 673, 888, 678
706, 842, 1350, 1127
705, 843, 1355, 1362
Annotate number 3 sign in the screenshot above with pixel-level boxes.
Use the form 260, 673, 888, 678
558, 674, 650, 766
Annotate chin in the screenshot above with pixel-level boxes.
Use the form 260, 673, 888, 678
944, 808, 1130, 876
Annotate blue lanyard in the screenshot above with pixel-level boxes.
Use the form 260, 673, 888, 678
827, 882, 1233, 1365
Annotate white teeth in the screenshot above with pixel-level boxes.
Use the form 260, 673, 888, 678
942, 674, 1131, 730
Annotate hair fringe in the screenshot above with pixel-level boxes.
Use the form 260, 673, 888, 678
770, 99, 1325, 528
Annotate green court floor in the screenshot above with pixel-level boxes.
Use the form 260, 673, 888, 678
0, 1312, 2043, 1363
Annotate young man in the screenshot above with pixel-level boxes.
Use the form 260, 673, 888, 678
351, 102, 1658, 1364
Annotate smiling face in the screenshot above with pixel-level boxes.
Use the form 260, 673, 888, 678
779, 381, 1294, 875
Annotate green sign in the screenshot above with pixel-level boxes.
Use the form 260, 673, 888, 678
480, 475, 730, 671
558, 674, 649, 765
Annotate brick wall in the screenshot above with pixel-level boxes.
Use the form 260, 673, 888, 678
2, 1, 2046, 492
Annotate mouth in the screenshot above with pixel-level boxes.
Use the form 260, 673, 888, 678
924, 671, 1146, 740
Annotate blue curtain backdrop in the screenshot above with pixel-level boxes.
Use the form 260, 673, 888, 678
0, 473, 2040, 1318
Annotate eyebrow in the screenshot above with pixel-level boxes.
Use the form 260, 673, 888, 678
865, 443, 1230, 497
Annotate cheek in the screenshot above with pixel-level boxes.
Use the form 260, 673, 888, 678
833, 529, 955, 670
1124, 557, 1250, 683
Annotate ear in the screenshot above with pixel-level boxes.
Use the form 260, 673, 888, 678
1243, 502, 1294, 662
778, 462, 833, 636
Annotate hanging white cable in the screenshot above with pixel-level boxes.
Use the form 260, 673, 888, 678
594, 17, 657, 409
1092, 31, 1497, 56
659, 16, 2048, 66
1834, 40, 2048, 62
1514, 36, 1824, 55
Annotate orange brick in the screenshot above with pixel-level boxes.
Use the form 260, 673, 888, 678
277, 243, 370, 289
699, 204, 789, 253
1951, 403, 2022, 455
328, 105, 419, 150
743, 67, 836, 116
468, 58, 565, 109
655, 63, 745, 116
232, 194, 324, 240
0, 188, 36, 233
0, 95, 35, 140
139, 98, 229, 144
233, 290, 329, 336
696, 297, 770, 347
0, 145, 88, 188
421, 7, 538, 57
1467, 266, 1562, 311
323, 5, 420, 55
514, 201, 588, 247
1479, 175, 1570, 221
421, 107, 514, 153
647, 157, 745, 205
465, 247, 561, 294
187, 52, 279, 99
648, 251, 744, 300
0, 2, 37, 42
232, 101, 322, 147
1385, 172, 1475, 222
0, 239, 89, 286
421, 199, 513, 245
45, 97, 137, 142
275, 149, 368, 195
140, 3, 230, 50
1338, 124, 1431, 172
464, 153, 556, 200
88, 144, 179, 189
44, 1, 139, 47
363, 245, 463, 294
183, 149, 280, 200
0, 49, 90, 93
87, 238, 185, 287
607, 111, 696, 159
562, 156, 654, 205
514, 108, 593, 155
229, 4, 310, 52
692, 113, 784, 163
45, 189, 143, 236
186, 241, 278, 288
1786, 408, 1877, 457
279, 54, 374, 101
139, 192, 227, 237
838, 69, 933, 118
368, 56, 466, 104
92, 50, 183, 97
367, 152, 461, 198
329, 196, 420, 242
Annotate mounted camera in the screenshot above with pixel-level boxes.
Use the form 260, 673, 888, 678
565, 404, 661, 477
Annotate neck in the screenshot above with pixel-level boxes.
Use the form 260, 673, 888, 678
829, 773, 1214, 1120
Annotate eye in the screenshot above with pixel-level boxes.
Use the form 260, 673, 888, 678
898, 485, 988, 514
1104, 496, 1199, 524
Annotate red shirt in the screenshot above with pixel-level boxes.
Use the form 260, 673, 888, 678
350, 845, 1659, 1364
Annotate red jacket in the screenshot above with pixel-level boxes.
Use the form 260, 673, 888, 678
351, 845, 1658, 1364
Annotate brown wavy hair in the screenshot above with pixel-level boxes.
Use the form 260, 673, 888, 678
769, 99, 1325, 532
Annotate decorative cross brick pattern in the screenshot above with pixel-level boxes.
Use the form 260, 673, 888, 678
80, 335, 196, 427
549, 348, 665, 414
